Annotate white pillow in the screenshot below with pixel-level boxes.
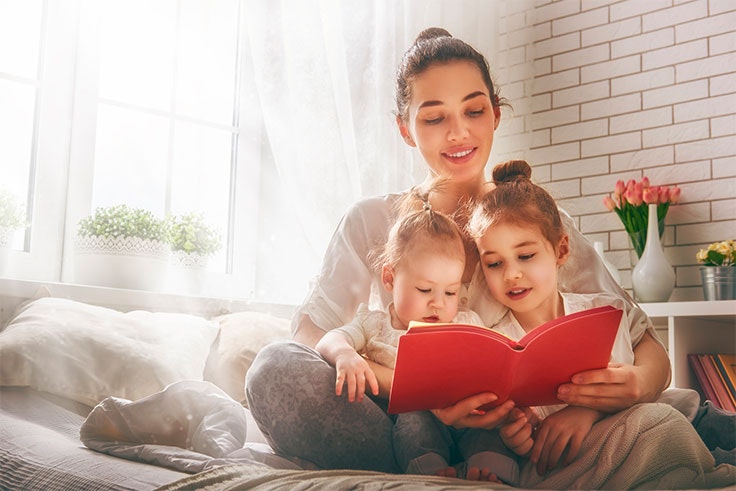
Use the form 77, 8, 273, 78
203, 311, 290, 404
0, 297, 219, 407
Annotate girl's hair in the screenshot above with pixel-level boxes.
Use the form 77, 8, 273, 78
371, 180, 465, 271
395, 27, 509, 121
467, 160, 564, 248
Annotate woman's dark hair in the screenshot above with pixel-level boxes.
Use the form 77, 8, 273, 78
395, 27, 508, 120
467, 160, 564, 249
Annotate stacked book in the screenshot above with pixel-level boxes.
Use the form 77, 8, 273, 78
687, 353, 736, 411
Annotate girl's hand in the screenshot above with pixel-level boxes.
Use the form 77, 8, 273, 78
499, 408, 535, 456
556, 363, 646, 412
334, 351, 379, 402
431, 393, 515, 430
530, 406, 603, 475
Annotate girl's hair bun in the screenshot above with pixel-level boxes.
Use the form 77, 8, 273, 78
492, 159, 532, 184
414, 27, 452, 45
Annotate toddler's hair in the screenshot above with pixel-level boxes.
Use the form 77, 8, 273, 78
371, 180, 465, 271
467, 160, 564, 248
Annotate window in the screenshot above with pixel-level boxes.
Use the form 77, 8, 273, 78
3, 0, 498, 305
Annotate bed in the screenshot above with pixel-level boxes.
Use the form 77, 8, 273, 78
1, 290, 734, 490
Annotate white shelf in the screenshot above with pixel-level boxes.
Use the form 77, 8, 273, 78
640, 300, 736, 318
639, 300, 736, 391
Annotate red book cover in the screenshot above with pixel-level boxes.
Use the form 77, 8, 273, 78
699, 354, 736, 411
689, 354, 718, 404
708, 354, 736, 410
714, 354, 736, 406
388, 305, 622, 414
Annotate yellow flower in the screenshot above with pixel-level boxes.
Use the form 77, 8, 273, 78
697, 239, 736, 267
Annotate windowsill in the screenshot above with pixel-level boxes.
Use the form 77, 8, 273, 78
0, 277, 296, 323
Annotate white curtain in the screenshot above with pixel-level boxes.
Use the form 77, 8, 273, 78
243, 0, 500, 258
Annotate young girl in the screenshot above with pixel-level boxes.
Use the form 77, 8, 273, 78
316, 186, 509, 481
467, 160, 639, 476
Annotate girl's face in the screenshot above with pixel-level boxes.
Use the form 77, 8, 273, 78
397, 61, 500, 186
382, 242, 464, 330
476, 222, 569, 325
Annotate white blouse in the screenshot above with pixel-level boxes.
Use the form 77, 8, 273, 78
291, 192, 656, 349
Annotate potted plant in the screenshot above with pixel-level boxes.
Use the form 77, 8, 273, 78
0, 188, 26, 247
166, 212, 222, 294
166, 212, 222, 267
696, 240, 736, 301
0, 188, 26, 275
75, 204, 170, 291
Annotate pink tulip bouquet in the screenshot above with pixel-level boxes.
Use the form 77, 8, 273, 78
603, 177, 681, 258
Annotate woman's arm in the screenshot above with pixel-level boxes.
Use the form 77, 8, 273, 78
556, 331, 671, 412
293, 316, 328, 348
290, 196, 397, 338
365, 359, 393, 399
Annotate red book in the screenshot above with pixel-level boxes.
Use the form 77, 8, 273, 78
701, 354, 736, 411
388, 305, 622, 414
689, 354, 718, 405
713, 354, 736, 407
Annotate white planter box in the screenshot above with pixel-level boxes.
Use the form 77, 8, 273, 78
74, 236, 170, 291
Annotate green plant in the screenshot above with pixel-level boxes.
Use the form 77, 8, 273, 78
166, 212, 222, 256
0, 189, 26, 230
696, 240, 736, 267
77, 204, 167, 241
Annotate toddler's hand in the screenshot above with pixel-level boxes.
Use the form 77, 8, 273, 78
334, 351, 379, 402
500, 407, 534, 456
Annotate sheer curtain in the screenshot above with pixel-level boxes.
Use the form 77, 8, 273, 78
243, 0, 500, 262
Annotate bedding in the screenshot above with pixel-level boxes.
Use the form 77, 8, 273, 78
0, 297, 220, 406
0, 387, 188, 490
1, 294, 734, 490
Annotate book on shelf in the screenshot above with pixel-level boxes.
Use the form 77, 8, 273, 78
687, 353, 736, 412
387, 305, 623, 414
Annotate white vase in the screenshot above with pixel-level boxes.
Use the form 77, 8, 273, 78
631, 203, 675, 302
593, 241, 622, 285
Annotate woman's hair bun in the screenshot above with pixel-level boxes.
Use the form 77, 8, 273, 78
414, 27, 452, 45
492, 159, 532, 184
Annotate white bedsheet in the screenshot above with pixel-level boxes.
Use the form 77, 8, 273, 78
0, 387, 188, 490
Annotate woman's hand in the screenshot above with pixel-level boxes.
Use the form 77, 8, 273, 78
431, 393, 515, 430
556, 332, 670, 412
556, 363, 644, 412
530, 406, 603, 476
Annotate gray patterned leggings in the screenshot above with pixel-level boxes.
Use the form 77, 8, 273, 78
245, 341, 400, 472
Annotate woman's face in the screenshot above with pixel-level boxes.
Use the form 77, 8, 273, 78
398, 61, 501, 186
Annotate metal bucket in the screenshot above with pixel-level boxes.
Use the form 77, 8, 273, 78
700, 266, 736, 300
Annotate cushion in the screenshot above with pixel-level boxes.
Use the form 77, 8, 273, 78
203, 311, 291, 404
0, 297, 220, 407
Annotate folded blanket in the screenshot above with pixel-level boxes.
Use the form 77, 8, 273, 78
518, 402, 735, 489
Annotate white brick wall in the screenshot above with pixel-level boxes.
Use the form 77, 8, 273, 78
493, 0, 736, 301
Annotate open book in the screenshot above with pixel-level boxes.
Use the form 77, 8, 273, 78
388, 305, 622, 414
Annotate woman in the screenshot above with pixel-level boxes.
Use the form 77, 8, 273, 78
245, 27, 671, 474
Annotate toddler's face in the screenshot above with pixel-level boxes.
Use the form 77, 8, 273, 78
387, 245, 464, 330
